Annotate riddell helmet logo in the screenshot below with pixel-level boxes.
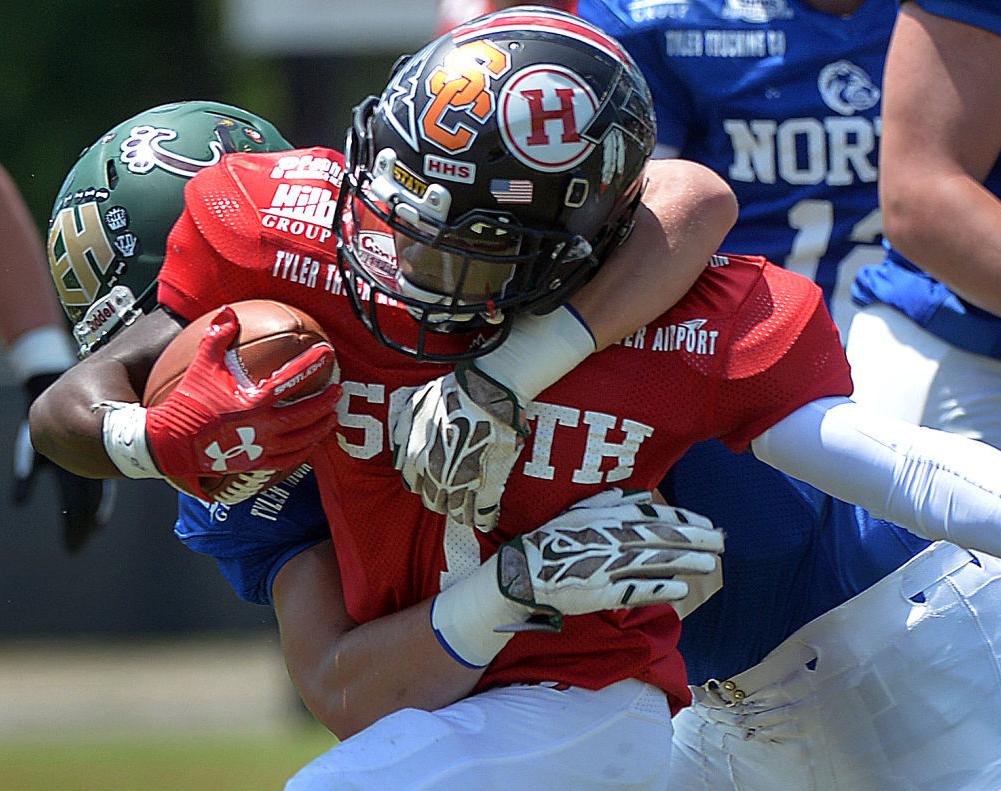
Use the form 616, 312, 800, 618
204, 427, 263, 473
498, 64, 598, 173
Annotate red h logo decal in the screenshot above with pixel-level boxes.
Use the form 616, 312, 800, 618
522, 89, 581, 146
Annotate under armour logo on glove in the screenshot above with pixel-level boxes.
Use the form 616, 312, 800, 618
145, 306, 342, 498
204, 426, 263, 472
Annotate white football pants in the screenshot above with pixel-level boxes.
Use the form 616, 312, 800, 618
285, 678, 673, 790
670, 542, 1001, 790
846, 304, 1001, 448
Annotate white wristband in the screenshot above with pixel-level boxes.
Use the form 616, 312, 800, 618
430, 555, 529, 668
475, 305, 596, 403
99, 401, 163, 480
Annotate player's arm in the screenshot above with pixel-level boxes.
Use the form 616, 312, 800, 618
28, 306, 184, 478
750, 396, 1001, 558
0, 164, 73, 351
30, 300, 341, 499
711, 263, 1001, 555
568, 158, 737, 350
475, 158, 737, 395
273, 490, 722, 738
394, 160, 737, 530
274, 542, 483, 738
879, 2, 1001, 315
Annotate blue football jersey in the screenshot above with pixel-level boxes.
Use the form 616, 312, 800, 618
174, 465, 328, 606
853, 0, 1001, 358
666, 441, 930, 685
579, 0, 897, 334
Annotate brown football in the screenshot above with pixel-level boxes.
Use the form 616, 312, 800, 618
143, 299, 336, 504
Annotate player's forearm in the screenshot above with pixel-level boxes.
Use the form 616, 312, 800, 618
29, 357, 139, 478
881, 174, 1001, 316
474, 160, 737, 403
303, 599, 484, 738
570, 159, 737, 350
274, 543, 484, 738
879, 3, 1001, 316
29, 307, 183, 478
750, 397, 1001, 556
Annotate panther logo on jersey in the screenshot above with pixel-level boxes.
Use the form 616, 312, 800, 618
818, 61, 880, 116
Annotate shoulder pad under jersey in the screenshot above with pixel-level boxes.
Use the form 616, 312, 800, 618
183, 147, 345, 268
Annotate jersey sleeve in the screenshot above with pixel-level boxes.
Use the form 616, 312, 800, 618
578, 0, 695, 150
156, 148, 345, 321
173, 468, 329, 606
713, 265, 854, 451
157, 206, 236, 322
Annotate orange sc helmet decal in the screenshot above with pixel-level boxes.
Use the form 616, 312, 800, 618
420, 40, 511, 154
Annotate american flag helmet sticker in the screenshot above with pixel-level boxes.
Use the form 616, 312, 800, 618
490, 178, 533, 203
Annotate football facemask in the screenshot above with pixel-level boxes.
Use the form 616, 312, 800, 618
335, 8, 655, 362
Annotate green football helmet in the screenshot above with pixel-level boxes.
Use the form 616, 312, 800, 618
47, 101, 291, 357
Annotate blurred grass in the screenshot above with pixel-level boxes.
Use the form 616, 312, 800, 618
0, 727, 338, 791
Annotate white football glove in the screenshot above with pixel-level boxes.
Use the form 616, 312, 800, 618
389, 363, 528, 532
496, 488, 725, 631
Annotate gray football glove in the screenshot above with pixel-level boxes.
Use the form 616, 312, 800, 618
389, 363, 528, 532
495, 488, 725, 632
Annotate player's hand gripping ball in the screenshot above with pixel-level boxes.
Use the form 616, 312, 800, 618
143, 300, 341, 503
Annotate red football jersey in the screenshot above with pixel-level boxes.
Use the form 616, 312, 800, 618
158, 148, 852, 713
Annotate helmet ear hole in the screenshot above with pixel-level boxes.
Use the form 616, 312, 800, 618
105, 159, 119, 190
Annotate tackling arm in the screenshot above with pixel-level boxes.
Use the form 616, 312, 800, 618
751, 397, 1001, 557
273, 541, 484, 739
474, 158, 738, 402
272, 489, 722, 738
570, 158, 737, 351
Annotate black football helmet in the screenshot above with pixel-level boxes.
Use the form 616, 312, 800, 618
336, 6, 656, 361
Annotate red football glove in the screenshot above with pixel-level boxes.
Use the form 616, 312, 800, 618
145, 306, 341, 484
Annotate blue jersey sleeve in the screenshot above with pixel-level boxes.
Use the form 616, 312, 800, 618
911, 0, 1001, 35
174, 465, 329, 606
578, 0, 696, 149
